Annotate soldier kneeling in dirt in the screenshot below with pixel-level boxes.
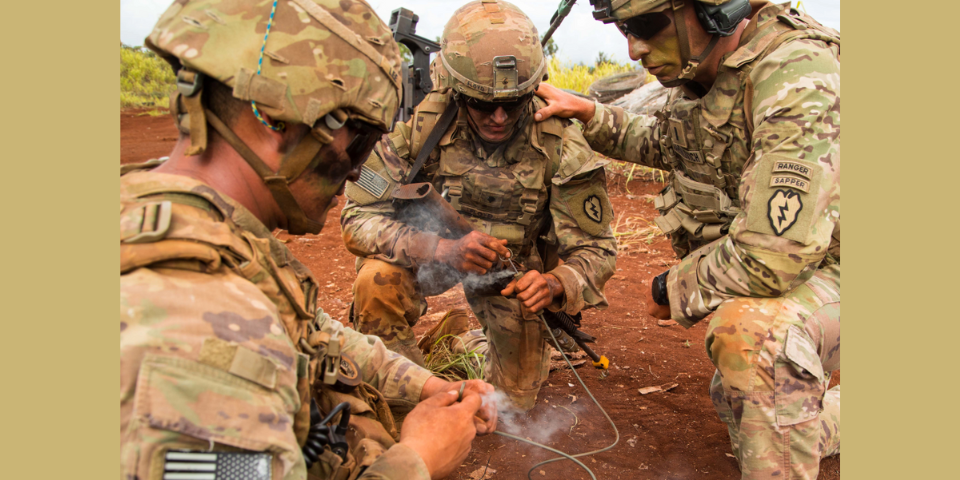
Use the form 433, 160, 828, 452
534, 0, 840, 478
120, 1, 497, 479
340, 0, 617, 411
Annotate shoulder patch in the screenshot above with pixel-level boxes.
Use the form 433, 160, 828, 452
560, 173, 613, 237
354, 165, 389, 198
745, 154, 822, 242
767, 189, 803, 235
584, 195, 603, 223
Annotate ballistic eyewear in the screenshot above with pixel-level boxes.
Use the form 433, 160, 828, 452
464, 93, 533, 114
617, 12, 672, 40
344, 119, 385, 167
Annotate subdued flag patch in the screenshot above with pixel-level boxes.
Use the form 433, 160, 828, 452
354, 165, 389, 198
163, 450, 271, 480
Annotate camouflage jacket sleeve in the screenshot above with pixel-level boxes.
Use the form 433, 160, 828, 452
546, 122, 619, 314
340, 122, 443, 268
315, 307, 433, 406
581, 102, 669, 170
667, 39, 841, 326
121, 266, 311, 480
121, 266, 432, 480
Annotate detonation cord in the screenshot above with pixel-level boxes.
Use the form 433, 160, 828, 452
491, 314, 620, 480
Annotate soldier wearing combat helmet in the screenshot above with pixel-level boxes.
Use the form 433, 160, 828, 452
341, 0, 617, 410
535, 0, 840, 478
120, 1, 498, 479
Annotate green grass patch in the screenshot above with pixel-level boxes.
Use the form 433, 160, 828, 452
121, 43, 175, 109
423, 334, 485, 382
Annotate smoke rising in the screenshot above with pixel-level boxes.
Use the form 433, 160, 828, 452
481, 389, 587, 445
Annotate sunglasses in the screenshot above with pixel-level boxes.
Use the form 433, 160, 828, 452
617, 12, 672, 40
344, 119, 385, 167
464, 93, 533, 114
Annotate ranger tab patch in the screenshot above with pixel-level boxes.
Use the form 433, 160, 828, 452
767, 189, 803, 235
584, 195, 603, 223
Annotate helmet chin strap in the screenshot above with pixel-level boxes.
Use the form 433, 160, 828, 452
660, 0, 720, 88
203, 105, 330, 235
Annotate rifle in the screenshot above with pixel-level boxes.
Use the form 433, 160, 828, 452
542, 310, 609, 370
541, 0, 578, 45
389, 8, 440, 123
392, 183, 608, 369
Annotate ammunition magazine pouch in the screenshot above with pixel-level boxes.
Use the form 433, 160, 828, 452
654, 170, 739, 243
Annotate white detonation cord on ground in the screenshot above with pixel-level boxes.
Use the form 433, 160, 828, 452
492, 313, 620, 480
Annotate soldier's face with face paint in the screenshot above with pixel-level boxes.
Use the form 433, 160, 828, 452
622, 8, 683, 83
288, 123, 375, 230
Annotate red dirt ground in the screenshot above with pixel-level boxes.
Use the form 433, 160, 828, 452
121, 108, 839, 479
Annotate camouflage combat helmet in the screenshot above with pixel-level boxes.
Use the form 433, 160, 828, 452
590, 0, 751, 86
145, 0, 402, 234
435, 0, 547, 101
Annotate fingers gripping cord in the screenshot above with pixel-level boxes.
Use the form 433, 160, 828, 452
492, 314, 621, 480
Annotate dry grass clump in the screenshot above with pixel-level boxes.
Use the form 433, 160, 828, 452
423, 334, 485, 382
546, 56, 652, 95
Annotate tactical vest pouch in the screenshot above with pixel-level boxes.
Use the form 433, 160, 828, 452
133, 354, 301, 480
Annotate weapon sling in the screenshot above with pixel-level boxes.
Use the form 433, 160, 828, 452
403, 100, 460, 185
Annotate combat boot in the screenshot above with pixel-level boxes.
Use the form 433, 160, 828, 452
384, 337, 426, 366
417, 308, 472, 355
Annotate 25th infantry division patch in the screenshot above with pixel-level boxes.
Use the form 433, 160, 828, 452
584, 195, 603, 223
767, 189, 803, 235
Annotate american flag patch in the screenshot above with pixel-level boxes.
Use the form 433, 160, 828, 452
162, 450, 271, 480
353, 165, 389, 198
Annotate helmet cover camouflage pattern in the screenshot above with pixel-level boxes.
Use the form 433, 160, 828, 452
436, 0, 547, 101
593, 0, 731, 22
145, 0, 402, 132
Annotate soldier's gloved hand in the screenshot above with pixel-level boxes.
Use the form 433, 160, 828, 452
533, 82, 597, 124
645, 275, 672, 320
501, 271, 564, 313
400, 389, 483, 479
435, 231, 510, 275
420, 377, 498, 435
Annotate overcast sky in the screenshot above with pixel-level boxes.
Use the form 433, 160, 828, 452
120, 0, 839, 65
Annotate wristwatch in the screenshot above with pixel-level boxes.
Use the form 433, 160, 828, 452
651, 270, 670, 306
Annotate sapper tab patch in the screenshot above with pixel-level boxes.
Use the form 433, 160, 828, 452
163, 450, 271, 480
584, 195, 603, 223
767, 189, 803, 236
770, 174, 810, 193
355, 165, 389, 198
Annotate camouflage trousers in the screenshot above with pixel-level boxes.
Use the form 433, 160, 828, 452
352, 259, 550, 410
706, 263, 840, 480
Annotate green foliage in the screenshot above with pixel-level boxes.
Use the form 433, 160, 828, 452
595, 51, 613, 67
398, 43, 413, 64
546, 56, 639, 95
120, 43, 176, 109
543, 38, 559, 59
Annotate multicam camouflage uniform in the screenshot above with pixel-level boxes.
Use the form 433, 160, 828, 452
121, 1, 436, 479
121, 170, 433, 480
584, 1, 840, 478
341, 0, 617, 410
